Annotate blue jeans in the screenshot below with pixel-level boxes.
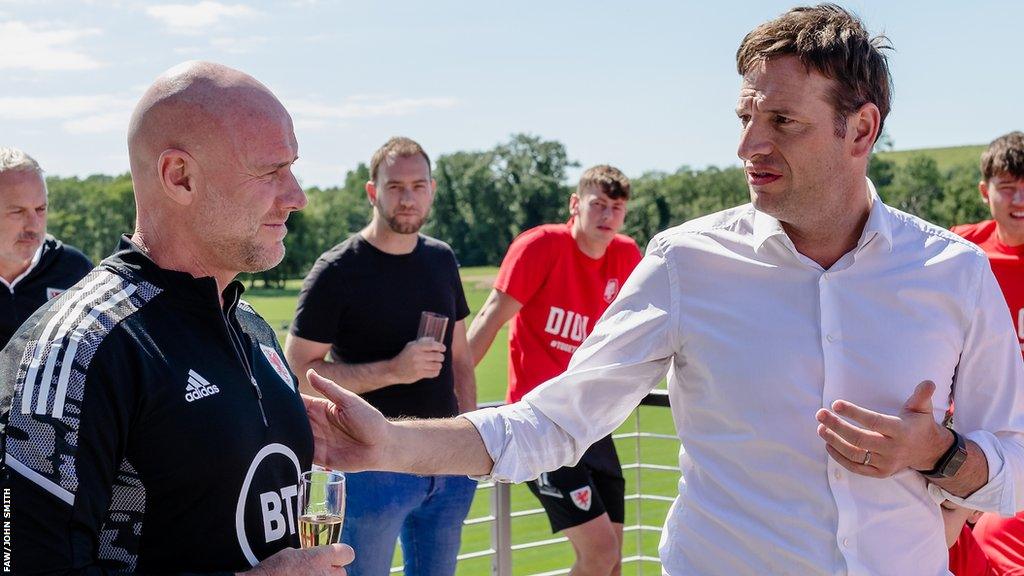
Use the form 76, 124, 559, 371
341, 471, 477, 576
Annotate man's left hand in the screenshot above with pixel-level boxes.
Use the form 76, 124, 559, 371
815, 380, 953, 478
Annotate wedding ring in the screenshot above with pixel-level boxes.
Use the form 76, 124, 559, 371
862, 450, 872, 466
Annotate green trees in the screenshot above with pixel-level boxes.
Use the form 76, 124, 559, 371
42, 136, 990, 278
47, 174, 136, 263
430, 134, 574, 266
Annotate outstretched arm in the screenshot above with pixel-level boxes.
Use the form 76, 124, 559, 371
303, 370, 493, 476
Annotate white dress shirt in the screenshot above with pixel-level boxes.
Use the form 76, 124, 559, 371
464, 188, 1024, 575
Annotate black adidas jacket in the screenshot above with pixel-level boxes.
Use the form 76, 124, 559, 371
0, 235, 93, 349
0, 237, 314, 574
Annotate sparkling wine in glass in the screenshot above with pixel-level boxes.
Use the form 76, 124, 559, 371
298, 469, 346, 548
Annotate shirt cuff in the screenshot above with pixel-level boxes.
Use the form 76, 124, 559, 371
461, 408, 510, 482
461, 401, 577, 484
928, 429, 1014, 515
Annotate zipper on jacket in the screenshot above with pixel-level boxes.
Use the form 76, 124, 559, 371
220, 300, 269, 427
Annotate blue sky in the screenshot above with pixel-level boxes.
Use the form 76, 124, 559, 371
1, 0, 1020, 187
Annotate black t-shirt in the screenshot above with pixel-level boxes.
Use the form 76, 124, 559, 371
291, 234, 469, 419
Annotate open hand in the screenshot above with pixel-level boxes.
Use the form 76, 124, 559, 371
815, 380, 952, 478
303, 369, 391, 472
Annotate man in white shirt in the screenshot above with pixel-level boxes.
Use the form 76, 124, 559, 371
303, 5, 1024, 575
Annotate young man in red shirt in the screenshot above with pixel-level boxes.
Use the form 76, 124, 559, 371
468, 165, 641, 576
951, 131, 1024, 575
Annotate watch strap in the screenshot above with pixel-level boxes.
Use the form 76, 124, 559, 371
922, 428, 967, 479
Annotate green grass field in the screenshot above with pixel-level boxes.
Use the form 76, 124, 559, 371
876, 144, 984, 171
245, 268, 679, 575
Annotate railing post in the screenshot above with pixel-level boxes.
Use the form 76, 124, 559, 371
491, 482, 513, 576
634, 407, 643, 576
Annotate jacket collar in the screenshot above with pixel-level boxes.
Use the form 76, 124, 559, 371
105, 235, 245, 310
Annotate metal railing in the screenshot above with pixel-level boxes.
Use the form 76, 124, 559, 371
389, 390, 679, 575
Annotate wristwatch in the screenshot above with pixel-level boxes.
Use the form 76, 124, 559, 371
921, 428, 968, 479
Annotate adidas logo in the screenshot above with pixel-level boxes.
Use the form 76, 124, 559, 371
185, 369, 221, 403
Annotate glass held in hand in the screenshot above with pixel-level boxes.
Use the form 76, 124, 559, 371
298, 469, 346, 548
417, 311, 449, 343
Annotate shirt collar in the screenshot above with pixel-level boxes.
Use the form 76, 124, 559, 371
751, 178, 893, 255
751, 208, 788, 253
857, 179, 893, 254
0, 241, 45, 291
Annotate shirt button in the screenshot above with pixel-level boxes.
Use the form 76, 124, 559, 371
826, 334, 836, 343
834, 470, 842, 480
843, 538, 850, 548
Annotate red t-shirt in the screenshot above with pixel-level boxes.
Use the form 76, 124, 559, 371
949, 525, 997, 576
952, 220, 1024, 353
495, 223, 642, 402
972, 513, 1024, 575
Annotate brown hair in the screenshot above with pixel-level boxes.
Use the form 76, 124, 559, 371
370, 136, 431, 182
577, 165, 630, 200
736, 3, 893, 140
981, 131, 1024, 181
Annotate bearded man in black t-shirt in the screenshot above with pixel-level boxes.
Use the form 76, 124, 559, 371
286, 137, 477, 576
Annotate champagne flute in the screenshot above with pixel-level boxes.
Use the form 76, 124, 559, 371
298, 469, 346, 548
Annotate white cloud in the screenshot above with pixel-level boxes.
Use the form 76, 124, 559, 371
210, 35, 267, 54
0, 95, 116, 120
293, 118, 331, 132
0, 20, 102, 71
173, 45, 203, 55
288, 96, 460, 124
0, 94, 135, 135
145, 1, 260, 34
63, 111, 131, 135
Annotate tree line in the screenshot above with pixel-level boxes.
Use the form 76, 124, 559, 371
45, 134, 989, 287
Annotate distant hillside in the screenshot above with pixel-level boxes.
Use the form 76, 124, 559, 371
876, 145, 984, 172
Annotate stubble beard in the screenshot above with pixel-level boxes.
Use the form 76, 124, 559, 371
236, 236, 285, 273
384, 211, 428, 235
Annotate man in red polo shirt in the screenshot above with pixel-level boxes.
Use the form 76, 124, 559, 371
951, 131, 1024, 575
468, 165, 641, 576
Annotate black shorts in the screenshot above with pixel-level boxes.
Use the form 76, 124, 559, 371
526, 434, 625, 533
